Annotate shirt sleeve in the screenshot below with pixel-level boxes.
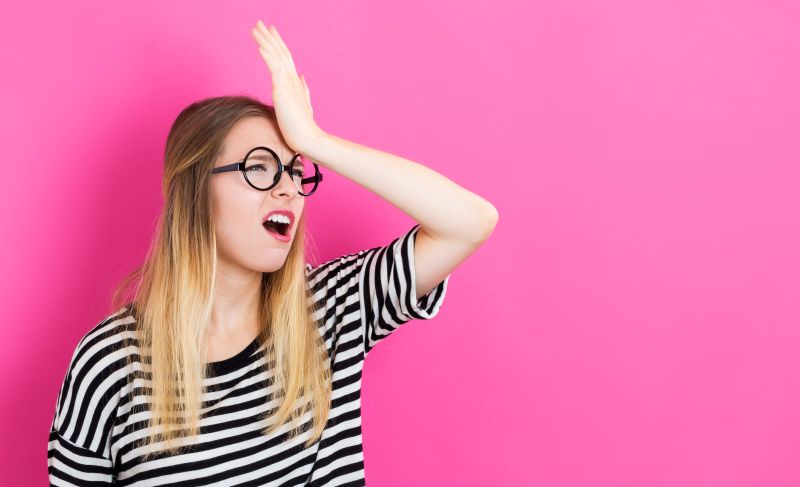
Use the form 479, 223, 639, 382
304, 224, 451, 357
356, 224, 451, 355
48, 327, 121, 485
48, 428, 115, 486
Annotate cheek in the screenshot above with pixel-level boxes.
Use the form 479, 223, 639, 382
210, 182, 259, 251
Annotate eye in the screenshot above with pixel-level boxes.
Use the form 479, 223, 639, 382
246, 164, 266, 172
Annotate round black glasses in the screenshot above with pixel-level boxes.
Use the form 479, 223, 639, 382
211, 146, 324, 196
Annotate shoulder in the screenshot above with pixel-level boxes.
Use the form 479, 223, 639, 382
51, 304, 139, 444
68, 305, 138, 375
304, 225, 425, 292
305, 248, 374, 283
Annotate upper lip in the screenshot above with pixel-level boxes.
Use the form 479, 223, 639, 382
262, 209, 295, 229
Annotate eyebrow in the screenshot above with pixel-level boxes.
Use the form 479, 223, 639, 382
243, 151, 297, 162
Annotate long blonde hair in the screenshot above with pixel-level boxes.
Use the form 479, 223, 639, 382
110, 95, 331, 461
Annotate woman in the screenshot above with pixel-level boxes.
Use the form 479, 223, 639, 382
47, 20, 498, 486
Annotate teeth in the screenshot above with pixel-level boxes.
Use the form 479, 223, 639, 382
266, 214, 291, 225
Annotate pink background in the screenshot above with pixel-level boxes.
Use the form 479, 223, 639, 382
2, 1, 798, 485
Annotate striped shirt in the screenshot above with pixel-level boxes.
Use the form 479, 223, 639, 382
47, 224, 450, 486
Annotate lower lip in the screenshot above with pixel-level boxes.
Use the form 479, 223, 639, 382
264, 225, 291, 242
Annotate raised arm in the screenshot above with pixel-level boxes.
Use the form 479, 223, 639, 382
250, 21, 499, 297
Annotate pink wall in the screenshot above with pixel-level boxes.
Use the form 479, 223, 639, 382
2, 1, 798, 485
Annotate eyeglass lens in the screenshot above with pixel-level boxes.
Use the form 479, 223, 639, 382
243, 148, 319, 195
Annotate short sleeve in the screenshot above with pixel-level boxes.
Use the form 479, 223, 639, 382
358, 224, 450, 354
48, 324, 125, 485
48, 427, 115, 485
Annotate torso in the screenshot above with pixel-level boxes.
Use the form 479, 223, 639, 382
48, 225, 449, 486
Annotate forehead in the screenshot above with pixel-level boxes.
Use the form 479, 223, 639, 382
220, 116, 293, 160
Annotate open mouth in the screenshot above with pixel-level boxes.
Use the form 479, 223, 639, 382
263, 219, 290, 236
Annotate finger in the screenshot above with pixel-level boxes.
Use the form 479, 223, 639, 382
252, 27, 282, 71
255, 22, 292, 70
268, 25, 298, 73
253, 27, 287, 75
253, 23, 283, 58
257, 22, 297, 75
258, 43, 285, 78
251, 27, 271, 50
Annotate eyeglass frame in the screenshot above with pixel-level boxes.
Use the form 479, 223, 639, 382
210, 146, 324, 196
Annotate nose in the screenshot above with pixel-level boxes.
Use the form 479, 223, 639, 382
271, 169, 300, 197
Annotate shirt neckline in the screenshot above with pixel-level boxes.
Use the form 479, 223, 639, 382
206, 337, 261, 376
125, 303, 264, 376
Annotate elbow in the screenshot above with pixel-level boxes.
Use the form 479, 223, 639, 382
475, 203, 499, 243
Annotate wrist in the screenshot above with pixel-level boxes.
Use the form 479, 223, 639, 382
298, 127, 333, 160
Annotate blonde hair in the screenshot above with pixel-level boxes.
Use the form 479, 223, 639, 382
110, 95, 331, 461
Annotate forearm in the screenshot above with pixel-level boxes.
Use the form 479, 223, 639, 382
301, 129, 498, 243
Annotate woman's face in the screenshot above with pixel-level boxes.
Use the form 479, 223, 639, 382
210, 116, 305, 273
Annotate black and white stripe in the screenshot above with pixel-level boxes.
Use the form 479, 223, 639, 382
48, 224, 450, 486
